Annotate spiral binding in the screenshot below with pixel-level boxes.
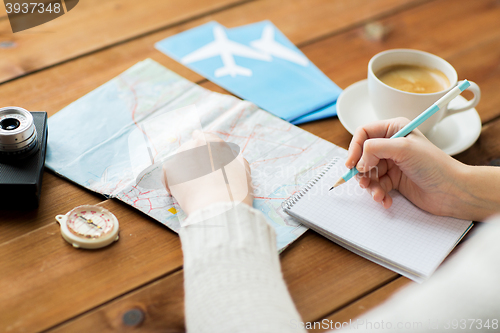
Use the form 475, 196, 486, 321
281, 157, 340, 210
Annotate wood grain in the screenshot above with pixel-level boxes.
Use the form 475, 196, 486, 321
44, 81, 395, 332
2, 0, 499, 129
446, 36, 500, 124
299, 0, 500, 126
0, 1, 424, 331
0, 199, 183, 333
45, 229, 396, 332
0, 0, 247, 83
47, 222, 478, 332
3, 0, 500, 332
282, 231, 397, 322
310, 277, 412, 332
455, 118, 500, 165
0, 171, 104, 245
0, 0, 428, 270
50, 271, 186, 333
0, 0, 427, 111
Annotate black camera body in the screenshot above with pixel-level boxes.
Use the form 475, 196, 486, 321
0, 108, 48, 209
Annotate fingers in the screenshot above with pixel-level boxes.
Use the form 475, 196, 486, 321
177, 131, 224, 153
346, 117, 411, 169
382, 192, 393, 209
193, 130, 224, 142
243, 157, 251, 176
356, 137, 410, 173
346, 130, 364, 169
365, 174, 395, 209
165, 131, 227, 192
378, 174, 395, 195
161, 164, 171, 193
356, 159, 388, 189
242, 157, 254, 203
356, 160, 395, 209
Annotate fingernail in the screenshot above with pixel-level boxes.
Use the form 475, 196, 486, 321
357, 158, 365, 171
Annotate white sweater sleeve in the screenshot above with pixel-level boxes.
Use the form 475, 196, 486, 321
179, 202, 307, 333
180, 201, 500, 333
334, 217, 500, 333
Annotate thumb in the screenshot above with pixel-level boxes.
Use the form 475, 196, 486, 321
357, 137, 410, 172
192, 129, 203, 139
161, 164, 171, 194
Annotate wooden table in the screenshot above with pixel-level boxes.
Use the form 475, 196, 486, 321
1, 1, 499, 332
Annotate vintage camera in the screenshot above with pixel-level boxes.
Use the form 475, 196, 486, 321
0, 107, 48, 209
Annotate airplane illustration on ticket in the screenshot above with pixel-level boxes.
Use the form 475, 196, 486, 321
180, 25, 309, 77
155, 21, 341, 123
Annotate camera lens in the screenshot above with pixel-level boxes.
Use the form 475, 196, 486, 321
0, 118, 21, 131
0, 107, 38, 157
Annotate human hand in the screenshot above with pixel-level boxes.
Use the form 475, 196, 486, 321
162, 131, 253, 216
345, 117, 468, 217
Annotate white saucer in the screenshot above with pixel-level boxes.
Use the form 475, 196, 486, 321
337, 80, 482, 155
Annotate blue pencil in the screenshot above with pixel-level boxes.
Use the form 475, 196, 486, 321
330, 80, 471, 190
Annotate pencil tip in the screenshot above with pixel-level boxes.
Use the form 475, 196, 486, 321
332, 178, 346, 189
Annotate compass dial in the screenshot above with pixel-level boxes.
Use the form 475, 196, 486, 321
56, 205, 119, 249
67, 209, 114, 238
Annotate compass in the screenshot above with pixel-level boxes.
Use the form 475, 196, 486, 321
55, 205, 119, 249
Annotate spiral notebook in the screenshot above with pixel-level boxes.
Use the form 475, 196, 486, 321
282, 158, 473, 282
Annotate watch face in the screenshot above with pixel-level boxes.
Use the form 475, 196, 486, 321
67, 207, 115, 239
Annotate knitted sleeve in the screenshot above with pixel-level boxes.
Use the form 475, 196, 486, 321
179, 202, 307, 333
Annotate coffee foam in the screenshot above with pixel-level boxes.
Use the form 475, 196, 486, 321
376, 65, 450, 94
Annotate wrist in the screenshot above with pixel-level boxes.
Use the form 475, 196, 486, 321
172, 184, 253, 216
180, 202, 278, 266
454, 164, 500, 221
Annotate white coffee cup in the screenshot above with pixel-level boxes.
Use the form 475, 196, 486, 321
368, 49, 480, 135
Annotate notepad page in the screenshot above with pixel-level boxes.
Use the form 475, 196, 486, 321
287, 159, 472, 278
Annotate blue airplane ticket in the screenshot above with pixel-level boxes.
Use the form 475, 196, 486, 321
155, 21, 342, 123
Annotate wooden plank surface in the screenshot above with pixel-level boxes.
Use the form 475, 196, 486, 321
2, 0, 498, 134
299, 0, 500, 127
281, 232, 397, 322
0, 0, 432, 239
2, 0, 500, 332
0, 0, 427, 84
310, 235, 481, 331
311, 277, 412, 332
0, 171, 103, 244
50, 220, 487, 332
200, 0, 500, 151
46, 230, 396, 332
0, 199, 183, 333
455, 118, 500, 166
0, 0, 246, 83
446, 37, 500, 124
50, 271, 186, 333
0, 0, 427, 116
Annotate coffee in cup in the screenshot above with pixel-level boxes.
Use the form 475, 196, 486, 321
368, 49, 480, 135
376, 65, 450, 94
